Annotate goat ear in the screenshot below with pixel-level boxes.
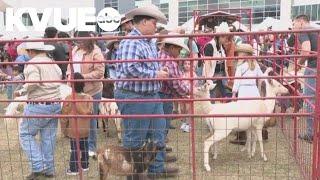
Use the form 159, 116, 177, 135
268, 78, 274, 85
260, 81, 267, 97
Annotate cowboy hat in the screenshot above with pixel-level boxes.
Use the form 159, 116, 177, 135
19, 41, 55, 51
126, 5, 167, 24
106, 39, 119, 50
215, 22, 230, 33
235, 43, 254, 55
120, 16, 133, 26
160, 33, 189, 52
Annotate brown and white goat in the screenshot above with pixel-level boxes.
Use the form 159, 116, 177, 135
97, 142, 158, 180
99, 98, 122, 142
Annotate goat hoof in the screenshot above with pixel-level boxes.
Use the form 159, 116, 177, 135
213, 154, 217, 160
204, 164, 211, 172
251, 152, 256, 157
263, 155, 268, 161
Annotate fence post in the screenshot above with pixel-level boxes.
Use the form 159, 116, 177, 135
188, 33, 197, 180
312, 34, 320, 180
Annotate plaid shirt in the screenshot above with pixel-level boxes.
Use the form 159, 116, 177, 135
115, 28, 161, 94
159, 50, 190, 97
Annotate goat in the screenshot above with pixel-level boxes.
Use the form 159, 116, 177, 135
99, 98, 122, 142
97, 142, 158, 180
194, 68, 289, 171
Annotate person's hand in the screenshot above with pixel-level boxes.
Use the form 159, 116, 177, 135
156, 67, 169, 78
232, 93, 237, 101
14, 91, 21, 97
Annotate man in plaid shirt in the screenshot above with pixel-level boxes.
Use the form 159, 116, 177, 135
114, 5, 179, 179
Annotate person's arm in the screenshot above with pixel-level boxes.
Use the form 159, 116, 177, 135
16, 65, 40, 96
61, 96, 72, 137
298, 34, 311, 66
170, 64, 190, 96
232, 65, 242, 98
82, 48, 105, 80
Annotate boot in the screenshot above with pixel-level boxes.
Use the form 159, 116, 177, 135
229, 131, 247, 145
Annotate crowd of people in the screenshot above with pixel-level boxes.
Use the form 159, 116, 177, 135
0, 4, 318, 180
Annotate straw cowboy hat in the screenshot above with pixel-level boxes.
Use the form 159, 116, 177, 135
160, 33, 189, 52
215, 22, 231, 33
120, 16, 133, 26
106, 39, 119, 50
126, 5, 167, 24
235, 43, 254, 55
19, 41, 55, 51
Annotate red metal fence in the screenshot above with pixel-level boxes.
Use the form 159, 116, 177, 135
0, 29, 319, 180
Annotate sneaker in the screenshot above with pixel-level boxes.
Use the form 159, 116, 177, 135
82, 167, 89, 172
180, 122, 187, 130
182, 124, 190, 133
66, 169, 79, 176
298, 134, 313, 143
88, 151, 96, 157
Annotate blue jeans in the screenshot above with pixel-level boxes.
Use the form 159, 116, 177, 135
304, 68, 316, 137
6, 84, 13, 100
69, 138, 89, 172
159, 92, 173, 135
19, 103, 61, 174
88, 91, 102, 152
114, 89, 166, 173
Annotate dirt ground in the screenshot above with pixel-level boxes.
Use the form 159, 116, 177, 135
0, 93, 306, 180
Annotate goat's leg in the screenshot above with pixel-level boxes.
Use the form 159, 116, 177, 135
204, 130, 228, 171
99, 164, 109, 180
245, 130, 253, 159
205, 118, 214, 134
256, 127, 268, 161
114, 118, 122, 143
251, 129, 257, 157
204, 134, 214, 172
240, 130, 250, 153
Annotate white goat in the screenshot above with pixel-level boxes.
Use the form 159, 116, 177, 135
194, 68, 289, 172
4, 84, 72, 135
99, 98, 122, 142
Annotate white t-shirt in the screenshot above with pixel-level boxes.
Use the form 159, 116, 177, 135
72, 52, 84, 73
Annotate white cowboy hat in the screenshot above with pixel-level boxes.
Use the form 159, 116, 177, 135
120, 16, 133, 26
126, 5, 167, 24
215, 22, 230, 33
160, 33, 189, 52
19, 41, 55, 51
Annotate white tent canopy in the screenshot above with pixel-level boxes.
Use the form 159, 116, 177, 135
253, 17, 292, 31
0, 0, 10, 12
